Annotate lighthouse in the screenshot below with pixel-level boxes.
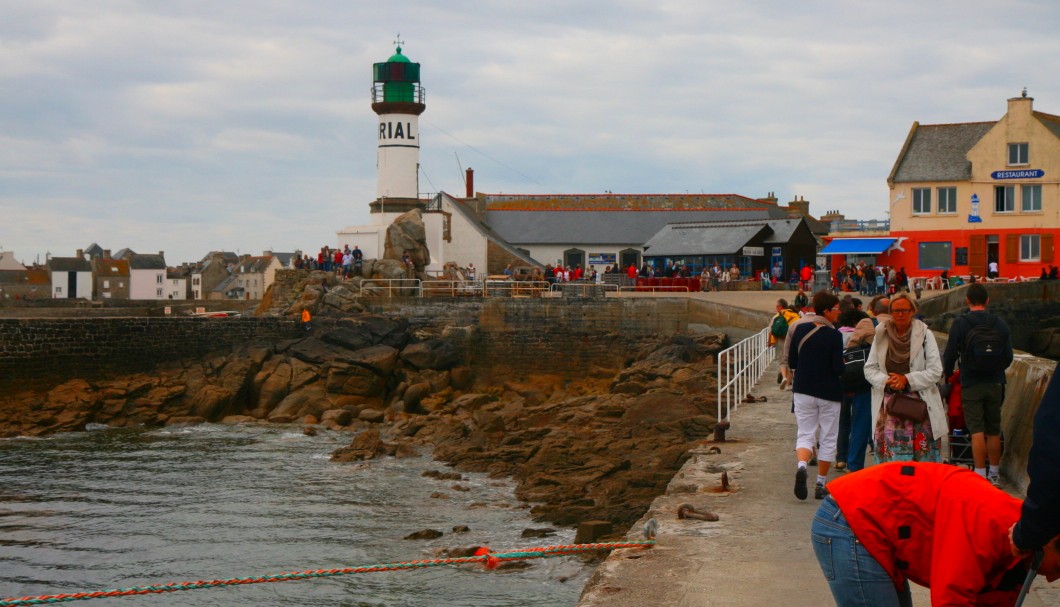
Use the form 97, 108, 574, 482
370, 43, 426, 222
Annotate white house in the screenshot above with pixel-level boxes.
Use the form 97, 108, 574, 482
128, 252, 167, 300
47, 257, 93, 299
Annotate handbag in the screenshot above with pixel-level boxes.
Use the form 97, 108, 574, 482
885, 390, 929, 423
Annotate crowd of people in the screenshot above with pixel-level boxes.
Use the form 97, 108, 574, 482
294, 245, 364, 278
768, 284, 1060, 602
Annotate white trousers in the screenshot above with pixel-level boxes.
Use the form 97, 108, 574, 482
793, 392, 841, 463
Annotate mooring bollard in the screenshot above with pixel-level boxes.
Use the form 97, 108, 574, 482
714, 420, 730, 442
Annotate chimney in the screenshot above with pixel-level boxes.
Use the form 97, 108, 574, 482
465, 168, 474, 198
103, 249, 111, 259
1007, 89, 1033, 116
76, 248, 84, 259
787, 195, 811, 217
758, 191, 778, 205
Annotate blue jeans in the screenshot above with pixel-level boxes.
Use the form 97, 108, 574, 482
847, 390, 872, 472
837, 394, 852, 462
812, 497, 912, 607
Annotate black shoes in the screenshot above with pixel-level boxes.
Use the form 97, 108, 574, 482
795, 467, 808, 500
815, 483, 829, 500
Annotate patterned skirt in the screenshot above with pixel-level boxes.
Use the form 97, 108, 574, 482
873, 407, 941, 463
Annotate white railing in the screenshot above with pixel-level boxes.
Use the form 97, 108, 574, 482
716, 327, 775, 423
358, 278, 422, 298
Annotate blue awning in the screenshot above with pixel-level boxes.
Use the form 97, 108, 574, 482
820, 238, 896, 255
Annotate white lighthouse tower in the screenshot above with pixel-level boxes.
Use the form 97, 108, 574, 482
337, 41, 429, 259
370, 43, 426, 223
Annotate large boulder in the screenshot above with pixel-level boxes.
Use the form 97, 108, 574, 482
401, 339, 461, 370
383, 209, 430, 270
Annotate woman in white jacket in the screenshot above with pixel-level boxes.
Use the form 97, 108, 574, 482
863, 293, 947, 462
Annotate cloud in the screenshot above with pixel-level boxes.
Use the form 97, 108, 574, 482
1, 1, 1059, 265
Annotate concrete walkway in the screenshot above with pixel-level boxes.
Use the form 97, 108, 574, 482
578, 357, 1058, 606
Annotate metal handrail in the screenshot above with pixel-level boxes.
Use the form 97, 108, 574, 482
716, 327, 775, 423
483, 280, 550, 297
359, 278, 422, 298
549, 282, 620, 294
421, 280, 481, 297
617, 285, 690, 293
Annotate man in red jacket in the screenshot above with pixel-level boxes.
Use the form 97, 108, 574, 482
812, 462, 1060, 606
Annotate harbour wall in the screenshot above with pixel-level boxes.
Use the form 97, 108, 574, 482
0, 297, 1052, 490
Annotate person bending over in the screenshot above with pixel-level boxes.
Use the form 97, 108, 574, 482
812, 462, 1060, 606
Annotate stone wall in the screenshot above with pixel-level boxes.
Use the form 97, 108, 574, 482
362, 298, 755, 376
0, 317, 304, 391
920, 280, 1060, 355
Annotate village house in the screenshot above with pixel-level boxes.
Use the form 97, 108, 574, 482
126, 252, 167, 300
47, 257, 93, 299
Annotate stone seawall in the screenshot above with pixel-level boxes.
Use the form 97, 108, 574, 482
361, 298, 753, 375
0, 317, 303, 391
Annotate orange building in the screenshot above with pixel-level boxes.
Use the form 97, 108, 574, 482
879, 91, 1059, 280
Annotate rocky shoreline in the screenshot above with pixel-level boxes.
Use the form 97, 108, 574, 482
0, 313, 724, 536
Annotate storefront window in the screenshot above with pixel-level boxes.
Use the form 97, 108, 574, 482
918, 242, 952, 270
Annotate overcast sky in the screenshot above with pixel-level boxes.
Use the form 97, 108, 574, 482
2, 1, 1058, 266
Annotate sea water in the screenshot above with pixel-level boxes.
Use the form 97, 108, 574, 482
0, 424, 590, 606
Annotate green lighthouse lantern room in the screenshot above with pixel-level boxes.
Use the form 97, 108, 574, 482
372, 46, 424, 105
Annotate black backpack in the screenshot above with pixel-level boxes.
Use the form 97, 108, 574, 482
841, 318, 877, 392
961, 314, 1007, 374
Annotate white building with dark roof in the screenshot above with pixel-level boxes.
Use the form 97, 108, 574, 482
47, 257, 93, 299
128, 252, 167, 300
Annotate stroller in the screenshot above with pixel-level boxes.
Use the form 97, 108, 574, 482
945, 370, 1004, 468
945, 372, 974, 467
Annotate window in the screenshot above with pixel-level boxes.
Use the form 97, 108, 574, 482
937, 187, 957, 214
103, 280, 110, 288
55, 286, 62, 294
995, 185, 1015, 213
912, 188, 931, 214
1022, 185, 1042, 212
156, 274, 163, 284
918, 242, 952, 270
1021, 235, 1040, 261
1008, 143, 1029, 165
156, 288, 163, 297
193, 277, 200, 285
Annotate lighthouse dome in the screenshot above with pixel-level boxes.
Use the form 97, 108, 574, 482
387, 47, 411, 63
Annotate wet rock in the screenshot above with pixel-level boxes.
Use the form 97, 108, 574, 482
521, 528, 557, 538
404, 528, 444, 540
422, 470, 464, 481
430, 492, 449, 499
320, 408, 353, 427
358, 408, 385, 423
452, 525, 470, 534
331, 429, 389, 462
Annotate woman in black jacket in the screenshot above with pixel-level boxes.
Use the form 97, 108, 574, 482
788, 291, 844, 501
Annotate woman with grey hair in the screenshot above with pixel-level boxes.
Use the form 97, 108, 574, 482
863, 292, 947, 462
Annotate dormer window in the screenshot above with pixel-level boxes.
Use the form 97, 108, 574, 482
1008, 142, 1029, 165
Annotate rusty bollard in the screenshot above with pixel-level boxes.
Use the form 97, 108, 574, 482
720, 471, 729, 491
677, 504, 719, 521
714, 420, 730, 443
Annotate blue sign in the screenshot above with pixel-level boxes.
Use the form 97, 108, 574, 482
991, 169, 1044, 179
